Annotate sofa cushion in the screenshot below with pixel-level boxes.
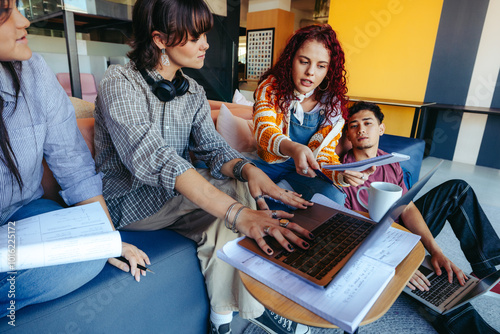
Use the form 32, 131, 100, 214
0, 230, 209, 334
209, 100, 253, 124
232, 89, 254, 106
379, 134, 425, 189
70, 97, 95, 119
216, 104, 256, 152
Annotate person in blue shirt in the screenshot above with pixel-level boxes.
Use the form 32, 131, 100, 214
0, 0, 148, 317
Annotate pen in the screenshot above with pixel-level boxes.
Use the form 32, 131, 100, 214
115, 256, 154, 274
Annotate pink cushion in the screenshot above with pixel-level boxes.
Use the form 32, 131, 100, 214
216, 104, 256, 152
56, 73, 98, 103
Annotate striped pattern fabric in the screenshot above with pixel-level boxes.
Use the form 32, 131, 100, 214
253, 76, 345, 185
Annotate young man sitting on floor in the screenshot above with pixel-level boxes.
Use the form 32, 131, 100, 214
341, 101, 500, 334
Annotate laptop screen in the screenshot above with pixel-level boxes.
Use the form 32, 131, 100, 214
331, 160, 443, 283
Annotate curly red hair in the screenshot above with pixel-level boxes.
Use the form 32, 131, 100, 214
258, 24, 348, 121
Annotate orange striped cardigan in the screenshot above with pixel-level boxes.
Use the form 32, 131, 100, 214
253, 76, 346, 186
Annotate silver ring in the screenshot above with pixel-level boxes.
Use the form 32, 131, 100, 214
302, 168, 308, 174
264, 226, 271, 235
361, 174, 367, 180
271, 210, 278, 219
254, 194, 265, 201
279, 219, 290, 228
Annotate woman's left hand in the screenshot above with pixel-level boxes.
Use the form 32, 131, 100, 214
107, 242, 151, 282
243, 164, 313, 210
234, 207, 313, 255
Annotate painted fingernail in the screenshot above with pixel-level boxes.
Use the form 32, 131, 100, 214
302, 242, 309, 248
288, 244, 294, 251
266, 248, 273, 254
309, 233, 315, 239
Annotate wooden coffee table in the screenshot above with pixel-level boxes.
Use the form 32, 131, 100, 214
240, 223, 425, 329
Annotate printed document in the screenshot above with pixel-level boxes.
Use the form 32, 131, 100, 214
218, 194, 420, 332
0, 202, 121, 272
323, 152, 410, 172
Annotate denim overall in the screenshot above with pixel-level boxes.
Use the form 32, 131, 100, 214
253, 107, 345, 206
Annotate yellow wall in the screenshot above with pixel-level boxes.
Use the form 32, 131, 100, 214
329, 0, 443, 136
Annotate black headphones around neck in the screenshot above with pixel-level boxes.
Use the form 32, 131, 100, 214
139, 68, 189, 102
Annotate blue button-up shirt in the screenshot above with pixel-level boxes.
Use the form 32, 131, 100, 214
0, 53, 102, 225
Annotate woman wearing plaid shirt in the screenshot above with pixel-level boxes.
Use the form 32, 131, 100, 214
94, 0, 315, 333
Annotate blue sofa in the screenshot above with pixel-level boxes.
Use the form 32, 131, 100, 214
0, 230, 209, 333
379, 134, 425, 189
0, 112, 210, 333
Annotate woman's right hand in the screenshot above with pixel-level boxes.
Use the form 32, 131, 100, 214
233, 206, 314, 255
279, 140, 319, 177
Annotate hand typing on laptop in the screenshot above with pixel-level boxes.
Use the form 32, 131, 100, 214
408, 250, 468, 291
235, 210, 314, 256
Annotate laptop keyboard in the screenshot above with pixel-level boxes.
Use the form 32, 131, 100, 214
411, 274, 463, 306
270, 212, 374, 280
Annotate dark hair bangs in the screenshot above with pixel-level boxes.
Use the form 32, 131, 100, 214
0, 0, 14, 25
162, 0, 213, 47
188, 3, 213, 38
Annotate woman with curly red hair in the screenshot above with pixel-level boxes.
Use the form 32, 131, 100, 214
252, 24, 371, 205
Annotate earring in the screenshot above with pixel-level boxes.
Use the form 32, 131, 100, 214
319, 78, 330, 91
161, 48, 170, 66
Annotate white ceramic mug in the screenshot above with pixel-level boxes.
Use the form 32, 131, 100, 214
356, 182, 403, 221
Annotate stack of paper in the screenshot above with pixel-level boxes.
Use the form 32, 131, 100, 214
218, 195, 420, 333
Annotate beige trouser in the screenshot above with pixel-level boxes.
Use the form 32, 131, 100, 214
122, 169, 265, 319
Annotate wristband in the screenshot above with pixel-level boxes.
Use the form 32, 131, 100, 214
233, 159, 256, 182
224, 202, 239, 230
231, 205, 248, 233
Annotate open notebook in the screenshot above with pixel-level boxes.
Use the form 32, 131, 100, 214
239, 161, 442, 287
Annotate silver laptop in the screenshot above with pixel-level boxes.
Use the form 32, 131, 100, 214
239, 161, 443, 287
404, 255, 500, 314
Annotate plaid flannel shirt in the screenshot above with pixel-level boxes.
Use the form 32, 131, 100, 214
94, 62, 242, 228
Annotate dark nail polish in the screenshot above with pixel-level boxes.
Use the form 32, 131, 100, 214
288, 244, 294, 251
302, 242, 309, 248
266, 248, 273, 254
309, 233, 315, 239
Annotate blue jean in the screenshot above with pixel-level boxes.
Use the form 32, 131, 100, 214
406, 180, 500, 334
411, 179, 500, 278
0, 199, 106, 318
420, 302, 499, 334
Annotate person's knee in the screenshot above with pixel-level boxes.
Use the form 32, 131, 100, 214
443, 179, 470, 191
439, 179, 472, 199
62, 259, 107, 288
